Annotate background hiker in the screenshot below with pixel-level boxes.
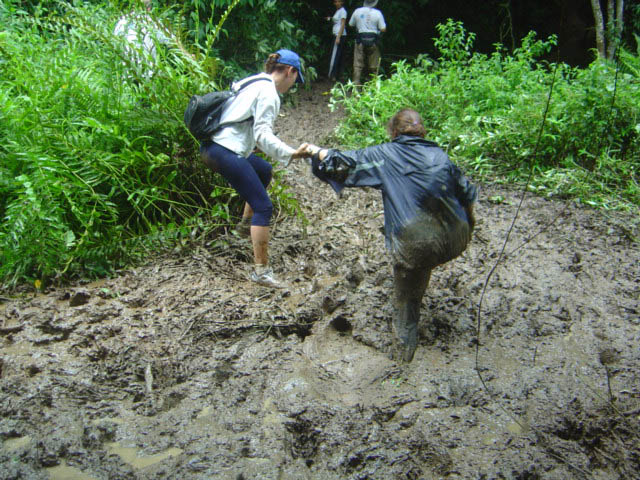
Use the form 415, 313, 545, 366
348, 0, 386, 85
326, 0, 348, 82
113, 0, 169, 79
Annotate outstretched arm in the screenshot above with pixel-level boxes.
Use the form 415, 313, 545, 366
305, 143, 385, 188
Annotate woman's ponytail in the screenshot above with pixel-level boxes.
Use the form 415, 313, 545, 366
264, 53, 281, 74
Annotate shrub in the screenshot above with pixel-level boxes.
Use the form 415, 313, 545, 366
157, 0, 320, 83
330, 20, 639, 210
0, 1, 299, 288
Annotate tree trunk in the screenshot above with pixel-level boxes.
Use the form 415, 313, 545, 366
615, 0, 624, 53
606, 0, 615, 58
607, 0, 624, 60
590, 0, 624, 60
590, 0, 606, 58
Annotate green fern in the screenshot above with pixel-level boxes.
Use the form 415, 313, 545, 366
0, 2, 246, 288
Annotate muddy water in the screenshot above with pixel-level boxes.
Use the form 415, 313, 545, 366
1, 81, 639, 479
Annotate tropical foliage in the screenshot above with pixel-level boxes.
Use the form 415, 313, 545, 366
331, 20, 640, 211
159, 0, 321, 82
0, 0, 299, 288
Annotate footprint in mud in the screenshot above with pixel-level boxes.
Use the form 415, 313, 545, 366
278, 317, 395, 406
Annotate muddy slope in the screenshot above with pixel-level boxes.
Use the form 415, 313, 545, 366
1, 81, 639, 480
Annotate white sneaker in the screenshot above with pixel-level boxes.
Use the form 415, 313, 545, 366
250, 265, 284, 288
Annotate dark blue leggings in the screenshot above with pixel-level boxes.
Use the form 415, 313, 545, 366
200, 142, 273, 226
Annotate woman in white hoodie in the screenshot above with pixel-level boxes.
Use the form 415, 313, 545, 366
200, 49, 308, 288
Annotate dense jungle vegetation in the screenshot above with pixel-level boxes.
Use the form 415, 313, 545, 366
1, 0, 638, 289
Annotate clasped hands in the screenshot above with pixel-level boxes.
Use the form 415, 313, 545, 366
291, 143, 326, 160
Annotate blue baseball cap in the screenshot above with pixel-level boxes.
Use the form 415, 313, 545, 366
276, 49, 304, 84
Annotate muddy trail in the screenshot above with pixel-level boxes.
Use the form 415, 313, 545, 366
1, 81, 639, 480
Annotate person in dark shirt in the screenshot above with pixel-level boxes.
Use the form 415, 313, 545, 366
304, 108, 477, 362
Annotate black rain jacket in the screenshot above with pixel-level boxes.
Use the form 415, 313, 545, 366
312, 135, 478, 258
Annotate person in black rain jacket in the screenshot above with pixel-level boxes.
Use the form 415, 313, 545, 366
303, 108, 477, 362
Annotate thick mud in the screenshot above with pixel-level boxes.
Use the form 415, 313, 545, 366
1, 81, 639, 480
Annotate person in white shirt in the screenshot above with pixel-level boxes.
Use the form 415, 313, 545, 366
200, 49, 309, 288
113, 0, 168, 79
326, 0, 348, 81
348, 0, 386, 85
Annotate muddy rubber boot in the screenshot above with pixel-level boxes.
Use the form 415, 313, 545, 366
233, 217, 252, 237
391, 299, 419, 363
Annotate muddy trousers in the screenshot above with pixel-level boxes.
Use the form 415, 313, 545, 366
392, 264, 431, 363
389, 211, 472, 363
352, 43, 380, 85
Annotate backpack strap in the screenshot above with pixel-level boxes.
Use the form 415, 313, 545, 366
216, 77, 272, 132
232, 76, 272, 93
